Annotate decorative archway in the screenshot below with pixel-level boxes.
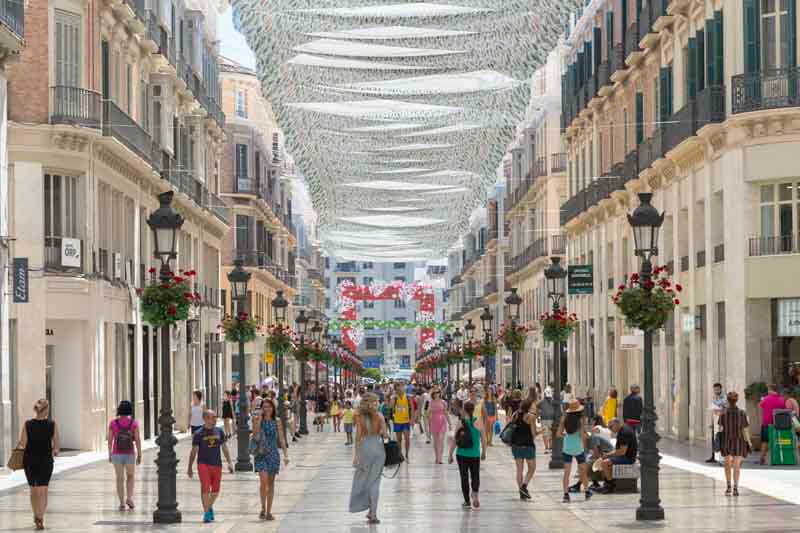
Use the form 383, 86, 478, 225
336, 280, 435, 354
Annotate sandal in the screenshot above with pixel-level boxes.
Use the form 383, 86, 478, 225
126, 500, 135, 510
266, 513, 275, 521
34, 518, 44, 530
733, 487, 739, 497
259, 510, 266, 520
368, 518, 381, 524
118, 504, 126, 511
725, 485, 731, 496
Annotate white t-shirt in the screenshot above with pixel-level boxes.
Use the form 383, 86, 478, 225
456, 388, 468, 402
189, 404, 204, 427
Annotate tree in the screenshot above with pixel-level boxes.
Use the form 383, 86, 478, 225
363, 368, 383, 382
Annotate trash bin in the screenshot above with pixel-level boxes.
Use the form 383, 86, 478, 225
768, 425, 797, 466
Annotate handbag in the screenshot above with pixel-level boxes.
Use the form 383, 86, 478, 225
6, 448, 24, 471
500, 413, 520, 446
455, 419, 473, 449
493, 420, 502, 435
384, 439, 404, 467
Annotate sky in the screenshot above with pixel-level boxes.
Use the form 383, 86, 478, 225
219, 9, 256, 69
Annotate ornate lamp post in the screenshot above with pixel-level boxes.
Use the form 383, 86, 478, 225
311, 321, 323, 393
147, 191, 184, 524
463, 319, 475, 385
479, 308, 494, 386
227, 260, 253, 472
294, 309, 309, 434
505, 288, 523, 387
628, 192, 665, 522
271, 290, 289, 444
544, 257, 567, 470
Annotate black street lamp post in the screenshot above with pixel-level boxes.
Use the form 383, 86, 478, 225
463, 319, 475, 386
295, 310, 309, 434
479, 308, 494, 386
628, 192, 665, 521
544, 257, 567, 470
271, 290, 289, 444
228, 260, 253, 472
505, 288, 522, 387
148, 191, 184, 524
312, 321, 323, 394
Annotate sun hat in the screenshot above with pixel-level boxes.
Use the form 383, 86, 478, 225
565, 399, 584, 413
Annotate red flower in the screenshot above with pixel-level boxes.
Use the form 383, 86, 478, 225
630, 273, 640, 281
148, 267, 156, 274
675, 284, 683, 292
618, 284, 625, 290
174, 276, 184, 283
644, 281, 655, 290
136, 288, 143, 295
674, 299, 680, 305
183, 292, 193, 298
167, 305, 177, 316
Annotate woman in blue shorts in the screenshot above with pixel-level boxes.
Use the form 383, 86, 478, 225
558, 400, 592, 503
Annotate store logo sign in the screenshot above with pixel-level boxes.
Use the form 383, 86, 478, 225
778, 299, 800, 337
12, 258, 28, 303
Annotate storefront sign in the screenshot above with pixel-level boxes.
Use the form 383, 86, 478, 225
778, 298, 800, 337
568, 265, 593, 295
264, 352, 274, 364
363, 357, 381, 369
620, 334, 644, 350
12, 258, 28, 303
61, 238, 81, 268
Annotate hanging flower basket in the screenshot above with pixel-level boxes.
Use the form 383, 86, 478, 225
540, 309, 578, 343
310, 344, 330, 363
613, 267, 682, 331
497, 321, 528, 352
220, 312, 258, 343
138, 268, 199, 327
267, 324, 294, 355
478, 340, 497, 358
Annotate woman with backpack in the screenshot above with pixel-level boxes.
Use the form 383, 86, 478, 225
510, 398, 538, 500
17, 399, 59, 530
558, 400, 592, 502
448, 401, 486, 509
107, 400, 142, 511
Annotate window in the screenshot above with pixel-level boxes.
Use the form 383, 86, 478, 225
235, 215, 252, 251
55, 10, 81, 87
394, 337, 407, 350
325, 297, 330, 309
759, 183, 795, 251
235, 89, 247, 118
272, 132, 280, 162
393, 262, 406, 269
235, 144, 248, 178
364, 301, 374, 309
717, 301, 726, 338
394, 299, 406, 309
363, 276, 373, 285
366, 338, 378, 350
394, 276, 406, 282
44, 174, 79, 238
761, 0, 790, 71
362, 262, 373, 269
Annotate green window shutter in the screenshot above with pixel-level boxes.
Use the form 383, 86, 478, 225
621, 0, 628, 43
577, 51, 584, 85
688, 37, 697, 99
789, 0, 797, 67
594, 27, 602, 66
636, 0, 642, 24
705, 19, 715, 86
636, 92, 644, 145
607, 10, 614, 60
697, 29, 705, 91
667, 65, 674, 116
715, 11, 724, 84
659, 67, 668, 122
743, 0, 760, 74
585, 41, 592, 77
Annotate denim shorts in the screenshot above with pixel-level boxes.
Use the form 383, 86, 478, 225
609, 455, 634, 465
562, 452, 586, 464
111, 454, 136, 465
512, 445, 536, 460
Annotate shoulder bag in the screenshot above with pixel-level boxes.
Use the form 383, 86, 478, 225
499, 413, 520, 446
384, 439, 404, 467
455, 418, 474, 449
7, 421, 27, 470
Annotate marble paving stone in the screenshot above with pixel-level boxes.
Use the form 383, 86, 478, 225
1, 426, 799, 532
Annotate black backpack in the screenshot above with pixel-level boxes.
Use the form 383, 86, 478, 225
455, 418, 474, 449
114, 418, 134, 453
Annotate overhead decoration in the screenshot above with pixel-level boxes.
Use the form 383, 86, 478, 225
328, 318, 453, 332
232, 0, 579, 260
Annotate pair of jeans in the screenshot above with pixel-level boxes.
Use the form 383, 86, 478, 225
456, 455, 480, 502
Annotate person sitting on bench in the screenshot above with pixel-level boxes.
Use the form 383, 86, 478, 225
570, 415, 614, 493
596, 418, 638, 493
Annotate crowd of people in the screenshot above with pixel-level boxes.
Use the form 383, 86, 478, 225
13, 377, 800, 528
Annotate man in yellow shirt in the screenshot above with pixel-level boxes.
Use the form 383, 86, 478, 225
390, 382, 416, 461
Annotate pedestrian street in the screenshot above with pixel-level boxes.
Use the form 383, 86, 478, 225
1, 427, 798, 532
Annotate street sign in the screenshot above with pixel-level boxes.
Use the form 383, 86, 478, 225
620, 334, 644, 350
568, 265, 593, 295
12, 258, 28, 303
264, 352, 274, 364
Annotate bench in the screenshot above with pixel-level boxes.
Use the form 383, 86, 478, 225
612, 463, 640, 493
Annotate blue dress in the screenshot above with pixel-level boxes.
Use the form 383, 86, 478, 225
254, 420, 281, 474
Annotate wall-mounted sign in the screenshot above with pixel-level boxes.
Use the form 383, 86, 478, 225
568, 265, 593, 295
61, 238, 81, 268
778, 298, 800, 337
12, 258, 28, 303
682, 314, 695, 333
620, 334, 644, 350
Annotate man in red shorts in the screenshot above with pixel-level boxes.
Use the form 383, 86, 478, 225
187, 410, 233, 523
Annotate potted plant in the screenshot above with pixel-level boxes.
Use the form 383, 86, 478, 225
613, 266, 682, 331
497, 321, 527, 352
267, 323, 294, 355
540, 309, 578, 343
138, 268, 199, 327
478, 340, 497, 358
744, 381, 768, 401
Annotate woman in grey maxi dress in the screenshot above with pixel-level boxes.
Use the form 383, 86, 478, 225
349, 393, 388, 524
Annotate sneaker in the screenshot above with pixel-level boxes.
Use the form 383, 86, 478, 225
585, 490, 593, 501
203, 511, 212, 523
562, 493, 570, 503
462, 501, 472, 509
520, 484, 531, 499
209, 507, 214, 521
568, 481, 582, 493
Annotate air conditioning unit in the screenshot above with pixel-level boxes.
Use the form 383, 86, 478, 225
113, 253, 122, 280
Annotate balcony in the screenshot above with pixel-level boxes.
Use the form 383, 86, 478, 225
103, 100, 157, 168
451, 274, 462, 286
713, 243, 725, 263
235, 173, 255, 194
123, 0, 146, 24
49, 86, 102, 128
560, 174, 628, 226
610, 43, 626, 76
623, 148, 639, 181
44, 236, 84, 273
551, 152, 567, 173
483, 279, 498, 296
0, 0, 24, 41
551, 234, 567, 255
597, 61, 611, 89
637, 126, 664, 172
696, 85, 726, 127
510, 236, 549, 274
732, 68, 800, 114
236, 249, 270, 268
748, 235, 798, 256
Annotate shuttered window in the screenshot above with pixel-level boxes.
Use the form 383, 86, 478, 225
744, 0, 761, 73
697, 29, 706, 91
687, 37, 697, 99
635, 92, 644, 145
235, 144, 248, 178
607, 10, 614, 60
55, 10, 81, 87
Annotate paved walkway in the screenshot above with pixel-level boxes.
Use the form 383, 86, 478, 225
1, 425, 798, 532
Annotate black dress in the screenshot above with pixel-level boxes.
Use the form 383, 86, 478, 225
23, 419, 55, 487
221, 399, 234, 419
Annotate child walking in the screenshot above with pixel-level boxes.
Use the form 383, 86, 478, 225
343, 401, 355, 445
558, 400, 592, 503
187, 410, 234, 523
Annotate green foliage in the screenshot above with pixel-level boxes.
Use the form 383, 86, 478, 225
540, 308, 577, 344
613, 267, 682, 332
220, 312, 258, 343
138, 269, 198, 327
744, 381, 769, 400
